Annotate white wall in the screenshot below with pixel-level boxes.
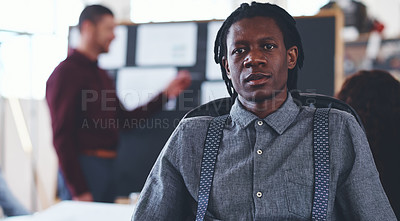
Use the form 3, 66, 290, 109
97, 0, 400, 38
362, 0, 400, 38
1, 98, 57, 212
98, 0, 289, 23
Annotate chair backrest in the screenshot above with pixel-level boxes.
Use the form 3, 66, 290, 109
184, 92, 365, 131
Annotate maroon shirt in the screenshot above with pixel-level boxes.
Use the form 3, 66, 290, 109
46, 49, 166, 196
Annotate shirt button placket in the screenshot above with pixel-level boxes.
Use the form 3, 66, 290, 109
255, 120, 264, 207
256, 121, 263, 156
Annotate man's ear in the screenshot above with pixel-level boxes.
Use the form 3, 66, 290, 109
81, 20, 90, 30
222, 56, 231, 79
81, 20, 95, 34
287, 46, 298, 70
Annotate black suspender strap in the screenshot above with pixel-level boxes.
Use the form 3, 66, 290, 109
195, 115, 229, 221
195, 109, 331, 221
312, 108, 331, 221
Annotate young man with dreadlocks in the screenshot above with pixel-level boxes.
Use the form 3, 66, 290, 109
132, 2, 396, 220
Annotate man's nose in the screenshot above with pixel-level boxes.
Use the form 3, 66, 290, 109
243, 50, 267, 68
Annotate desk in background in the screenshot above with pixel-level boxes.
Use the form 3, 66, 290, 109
2, 201, 135, 221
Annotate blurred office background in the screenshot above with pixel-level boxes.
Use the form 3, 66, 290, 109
1, 0, 400, 215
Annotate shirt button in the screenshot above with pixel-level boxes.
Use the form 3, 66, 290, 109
256, 192, 263, 198
257, 149, 263, 155
257, 121, 263, 126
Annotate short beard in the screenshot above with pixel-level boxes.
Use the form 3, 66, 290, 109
252, 90, 285, 102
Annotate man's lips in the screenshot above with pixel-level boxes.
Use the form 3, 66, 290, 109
245, 73, 271, 85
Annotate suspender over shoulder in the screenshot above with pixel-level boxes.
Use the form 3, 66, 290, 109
195, 115, 230, 221
312, 108, 331, 221
195, 108, 331, 221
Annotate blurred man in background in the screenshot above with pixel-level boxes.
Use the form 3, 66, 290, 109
46, 4, 191, 202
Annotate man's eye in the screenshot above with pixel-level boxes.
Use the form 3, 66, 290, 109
233, 48, 245, 54
264, 44, 275, 50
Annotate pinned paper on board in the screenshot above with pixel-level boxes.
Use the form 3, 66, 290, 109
135, 23, 197, 66
116, 67, 177, 110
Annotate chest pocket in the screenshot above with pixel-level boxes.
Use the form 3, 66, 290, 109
284, 168, 314, 220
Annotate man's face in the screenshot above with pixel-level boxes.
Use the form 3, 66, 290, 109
223, 16, 297, 105
92, 14, 116, 54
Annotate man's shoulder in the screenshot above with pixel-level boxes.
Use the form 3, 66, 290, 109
54, 55, 83, 72
297, 106, 356, 125
178, 116, 214, 130
164, 116, 214, 152
48, 56, 85, 83
328, 108, 358, 127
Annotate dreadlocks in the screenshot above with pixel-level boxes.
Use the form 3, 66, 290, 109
214, 1, 304, 100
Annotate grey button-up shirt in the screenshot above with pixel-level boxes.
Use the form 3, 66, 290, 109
132, 95, 396, 220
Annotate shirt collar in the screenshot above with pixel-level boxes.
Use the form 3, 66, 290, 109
230, 93, 300, 135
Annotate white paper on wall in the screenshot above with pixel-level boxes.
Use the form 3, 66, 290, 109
116, 66, 177, 110
201, 81, 229, 104
206, 21, 224, 80
135, 22, 197, 66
